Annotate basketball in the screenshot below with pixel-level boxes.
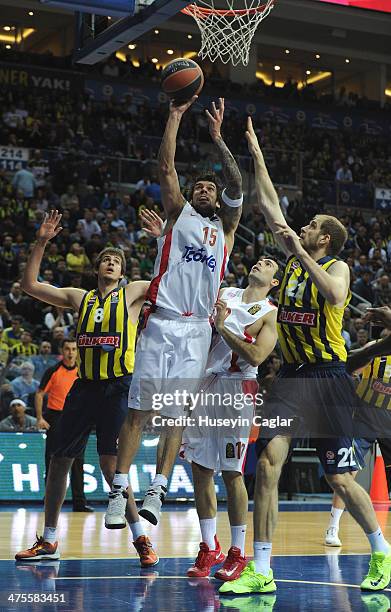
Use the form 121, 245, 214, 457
161, 58, 204, 104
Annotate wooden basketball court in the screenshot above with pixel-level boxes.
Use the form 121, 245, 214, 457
1, 502, 391, 611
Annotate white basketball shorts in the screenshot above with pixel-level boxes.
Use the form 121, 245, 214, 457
128, 310, 212, 418
181, 375, 258, 473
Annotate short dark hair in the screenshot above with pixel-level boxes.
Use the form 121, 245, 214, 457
61, 336, 77, 349
95, 247, 126, 274
189, 173, 223, 204
318, 215, 348, 256
11, 315, 23, 324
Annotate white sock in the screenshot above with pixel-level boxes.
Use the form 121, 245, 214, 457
200, 517, 217, 550
231, 525, 247, 556
366, 528, 390, 554
129, 521, 145, 541
151, 474, 168, 489
43, 526, 57, 544
328, 507, 344, 530
112, 472, 128, 490
254, 541, 272, 575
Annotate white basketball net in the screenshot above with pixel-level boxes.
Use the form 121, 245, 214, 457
182, 0, 274, 66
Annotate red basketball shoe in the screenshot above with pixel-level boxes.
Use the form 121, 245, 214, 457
15, 535, 59, 561
133, 535, 159, 567
187, 536, 225, 578
214, 546, 247, 581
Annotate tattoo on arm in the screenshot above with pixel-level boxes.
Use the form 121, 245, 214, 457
214, 136, 242, 199
219, 203, 242, 236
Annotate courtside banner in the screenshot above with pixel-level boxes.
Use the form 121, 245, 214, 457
0, 62, 84, 92
0, 433, 225, 501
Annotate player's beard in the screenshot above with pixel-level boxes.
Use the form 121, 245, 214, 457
192, 198, 216, 218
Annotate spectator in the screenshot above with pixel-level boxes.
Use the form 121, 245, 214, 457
0, 297, 11, 329
228, 251, 246, 276
30, 340, 58, 381
336, 164, 353, 182
119, 194, 137, 224
51, 327, 66, 354
53, 258, 73, 287
10, 361, 40, 404
373, 275, 391, 307
11, 329, 39, 359
350, 328, 369, 351
222, 273, 237, 288
12, 163, 36, 198
66, 243, 90, 275
30, 149, 50, 189
242, 245, 257, 271
278, 187, 290, 218
235, 263, 248, 289
0, 398, 37, 432
352, 269, 375, 304
60, 185, 79, 209
44, 307, 74, 332
5, 282, 26, 317
2, 316, 24, 348
0, 326, 9, 370
0, 235, 19, 281
145, 176, 161, 205
78, 209, 102, 241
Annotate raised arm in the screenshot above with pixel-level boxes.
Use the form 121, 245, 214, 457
125, 280, 151, 324
245, 117, 291, 256
207, 98, 243, 252
347, 333, 391, 374
21, 210, 85, 310
158, 96, 197, 222
214, 302, 277, 367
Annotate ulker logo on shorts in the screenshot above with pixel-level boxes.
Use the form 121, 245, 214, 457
226, 443, 235, 459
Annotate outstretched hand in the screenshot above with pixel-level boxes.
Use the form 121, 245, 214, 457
140, 209, 164, 238
245, 116, 262, 157
275, 226, 303, 256
362, 306, 391, 329
169, 95, 198, 117
206, 98, 224, 142
37, 210, 63, 243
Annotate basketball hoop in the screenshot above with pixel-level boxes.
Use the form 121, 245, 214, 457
182, 0, 275, 66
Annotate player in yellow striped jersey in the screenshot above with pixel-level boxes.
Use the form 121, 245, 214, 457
220, 122, 391, 596
349, 306, 391, 444
323, 307, 391, 549
15, 210, 158, 568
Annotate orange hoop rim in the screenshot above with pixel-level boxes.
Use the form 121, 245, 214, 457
181, 0, 274, 17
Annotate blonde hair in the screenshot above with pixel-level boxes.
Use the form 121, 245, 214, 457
318, 215, 348, 256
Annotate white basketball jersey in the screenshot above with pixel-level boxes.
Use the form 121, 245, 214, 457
206, 287, 276, 378
146, 202, 227, 317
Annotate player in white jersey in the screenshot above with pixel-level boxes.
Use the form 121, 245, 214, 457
105, 96, 243, 529
182, 258, 278, 581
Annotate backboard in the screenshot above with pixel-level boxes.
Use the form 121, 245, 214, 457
66, 0, 189, 64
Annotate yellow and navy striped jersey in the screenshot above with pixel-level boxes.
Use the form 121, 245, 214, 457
356, 354, 391, 411
277, 255, 350, 364
11, 342, 39, 358
76, 286, 137, 381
